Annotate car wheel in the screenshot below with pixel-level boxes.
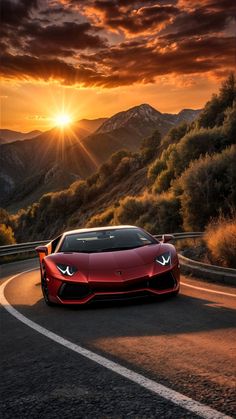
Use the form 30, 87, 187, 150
41, 266, 54, 306
171, 287, 180, 297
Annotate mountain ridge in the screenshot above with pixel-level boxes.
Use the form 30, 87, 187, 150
96, 104, 201, 135
0, 129, 42, 145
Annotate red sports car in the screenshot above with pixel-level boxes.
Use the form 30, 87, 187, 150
36, 225, 180, 306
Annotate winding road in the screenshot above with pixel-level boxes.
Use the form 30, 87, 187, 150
1, 258, 236, 419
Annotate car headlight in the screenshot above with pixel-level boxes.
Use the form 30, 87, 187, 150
56, 264, 77, 276
155, 251, 171, 266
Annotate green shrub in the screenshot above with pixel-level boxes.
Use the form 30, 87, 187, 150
140, 130, 161, 162
113, 193, 182, 234
222, 102, 236, 144
0, 224, 16, 245
152, 169, 174, 194
70, 180, 88, 208
115, 157, 132, 178
86, 208, 115, 228
205, 217, 236, 268
114, 196, 147, 225
86, 172, 100, 187
179, 146, 236, 230
198, 94, 222, 128
110, 150, 130, 166
198, 73, 236, 128
168, 127, 225, 177
138, 195, 182, 234
162, 122, 189, 146
148, 159, 166, 183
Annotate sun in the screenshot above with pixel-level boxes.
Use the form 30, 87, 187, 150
54, 113, 72, 128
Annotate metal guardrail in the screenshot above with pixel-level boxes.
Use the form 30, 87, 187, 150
0, 232, 203, 257
0, 240, 49, 256
0, 232, 235, 285
154, 232, 203, 240
179, 254, 236, 285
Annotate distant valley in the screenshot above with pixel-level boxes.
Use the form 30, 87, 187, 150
0, 129, 42, 145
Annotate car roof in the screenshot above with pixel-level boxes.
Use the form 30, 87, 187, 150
63, 225, 139, 237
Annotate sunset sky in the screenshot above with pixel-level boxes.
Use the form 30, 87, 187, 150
0, 0, 235, 131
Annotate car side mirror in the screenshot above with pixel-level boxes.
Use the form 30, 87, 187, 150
162, 234, 175, 243
35, 245, 48, 255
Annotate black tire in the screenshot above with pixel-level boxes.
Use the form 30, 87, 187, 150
41, 266, 54, 306
170, 287, 180, 297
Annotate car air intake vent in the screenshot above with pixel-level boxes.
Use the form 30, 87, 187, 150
59, 282, 90, 300
149, 271, 176, 290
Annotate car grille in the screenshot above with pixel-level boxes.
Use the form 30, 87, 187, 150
58, 271, 176, 301
91, 277, 149, 293
59, 282, 91, 300
92, 291, 150, 302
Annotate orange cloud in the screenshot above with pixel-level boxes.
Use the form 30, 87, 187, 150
0, 0, 235, 88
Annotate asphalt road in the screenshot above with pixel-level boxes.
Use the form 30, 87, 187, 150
0, 258, 235, 419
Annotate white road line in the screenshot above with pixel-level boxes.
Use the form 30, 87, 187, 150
0, 271, 233, 419
181, 281, 236, 298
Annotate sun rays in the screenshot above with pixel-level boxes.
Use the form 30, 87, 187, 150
53, 113, 72, 128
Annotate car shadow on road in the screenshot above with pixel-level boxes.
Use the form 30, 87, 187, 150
15, 291, 236, 343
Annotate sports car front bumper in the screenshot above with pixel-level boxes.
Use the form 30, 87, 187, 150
47, 266, 180, 304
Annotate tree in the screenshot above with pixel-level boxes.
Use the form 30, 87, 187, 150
162, 122, 189, 146
148, 159, 166, 183
140, 130, 161, 162
198, 94, 222, 128
222, 101, 236, 144
179, 146, 236, 230
198, 73, 236, 128
0, 224, 16, 245
219, 72, 236, 108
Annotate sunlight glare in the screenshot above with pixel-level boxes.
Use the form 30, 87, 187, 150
54, 113, 72, 128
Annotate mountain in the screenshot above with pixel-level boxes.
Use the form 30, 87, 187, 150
97, 104, 174, 137
97, 104, 201, 135
172, 109, 202, 124
0, 118, 106, 146
0, 129, 42, 145
77, 118, 107, 133
75, 104, 201, 163
0, 104, 201, 211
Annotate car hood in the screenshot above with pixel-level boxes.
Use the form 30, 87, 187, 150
46, 243, 176, 282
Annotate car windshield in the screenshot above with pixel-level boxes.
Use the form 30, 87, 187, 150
59, 228, 157, 253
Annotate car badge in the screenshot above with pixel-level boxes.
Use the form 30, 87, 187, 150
115, 270, 123, 276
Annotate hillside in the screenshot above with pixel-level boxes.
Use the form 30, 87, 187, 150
3, 74, 234, 243
0, 105, 200, 211
0, 129, 42, 145
0, 128, 98, 211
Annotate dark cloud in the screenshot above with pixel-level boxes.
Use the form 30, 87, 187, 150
1, 1, 107, 58
0, 0, 38, 25
103, 5, 179, 34
83, 1, 180, 34
80, 36, 235, 85
1, 36, 234, 87
0, 52, 121, 86
161, 2, 236, 40
23, 22, 107, 57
